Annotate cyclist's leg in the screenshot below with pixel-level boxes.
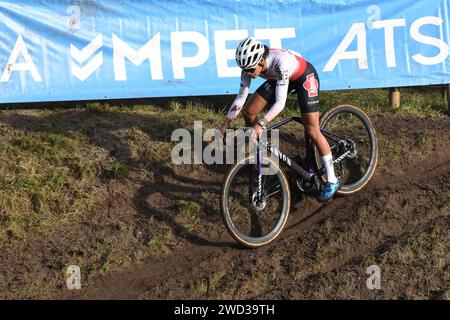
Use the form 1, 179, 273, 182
243, 80, 276, 126
302, 112, 330, 156
297, 63, 339, 199
302, 112, 337, 182
296, 62, 329, 156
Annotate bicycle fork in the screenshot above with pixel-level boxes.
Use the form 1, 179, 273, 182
249, 146, 265, 209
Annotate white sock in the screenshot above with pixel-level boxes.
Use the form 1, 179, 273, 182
321, 153, 338, 184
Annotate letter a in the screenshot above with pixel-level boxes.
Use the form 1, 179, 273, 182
1, 34, 42, 82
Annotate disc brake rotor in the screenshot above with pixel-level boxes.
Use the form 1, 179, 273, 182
251, 192, 266, 211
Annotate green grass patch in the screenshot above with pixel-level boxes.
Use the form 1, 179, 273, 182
102, 158, 129, 180
284, 88, 447, 118
177, 200, 203, 233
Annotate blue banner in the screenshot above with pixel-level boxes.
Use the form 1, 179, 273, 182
0, 0, 449, 103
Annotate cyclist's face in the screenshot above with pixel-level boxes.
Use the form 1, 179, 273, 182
243, 58, 264, 78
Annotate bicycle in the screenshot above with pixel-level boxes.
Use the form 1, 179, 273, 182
220, 103, 378, 248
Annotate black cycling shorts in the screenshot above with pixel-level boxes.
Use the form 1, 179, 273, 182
255, 61, 320, 113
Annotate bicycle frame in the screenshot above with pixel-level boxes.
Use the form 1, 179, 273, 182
252, 115, 354, 203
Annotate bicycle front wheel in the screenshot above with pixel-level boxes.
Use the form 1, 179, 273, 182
220, 155, 290, 248
314, 103, 378, 195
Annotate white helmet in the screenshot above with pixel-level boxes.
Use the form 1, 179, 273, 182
235, 37, 265, 70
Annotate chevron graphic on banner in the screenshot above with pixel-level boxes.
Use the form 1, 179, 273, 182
70, 34, 103, 81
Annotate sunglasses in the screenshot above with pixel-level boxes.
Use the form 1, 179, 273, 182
243, 67, 256, 73
242, 60, 264, 73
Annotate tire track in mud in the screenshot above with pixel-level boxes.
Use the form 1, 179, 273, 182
59, 154, 450, 299
252, 159, 449, 299
252, 214, 449, 299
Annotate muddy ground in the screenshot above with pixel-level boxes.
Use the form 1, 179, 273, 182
0, 108, 448, 300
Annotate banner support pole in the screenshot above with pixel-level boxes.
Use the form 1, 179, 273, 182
389, 88, 400, 112
445, 84, 450, 116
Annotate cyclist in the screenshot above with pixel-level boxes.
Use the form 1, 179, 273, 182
218, 37, 340, 201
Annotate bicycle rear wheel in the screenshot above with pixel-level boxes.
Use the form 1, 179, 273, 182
220, 155, 290, 248
314, 103, 378, 195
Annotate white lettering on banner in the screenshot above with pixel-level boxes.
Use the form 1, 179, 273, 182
372, 19, 406, 68
71, 34, 103, 81
324, 16, 449, 72
215, 29, 248, 78
324, 23, 368, 72
410, 16, 449, 65
1, 34, 42, 82
1, 22, 448, 85
113, 33, 163, 81
171, 31, 210, 79
254, 28, 296, 48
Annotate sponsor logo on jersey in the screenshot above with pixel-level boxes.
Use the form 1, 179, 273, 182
275, 64, 288, 86
303, 73, 318, 97
229, 105, 241, 112
264, 82, 272, 91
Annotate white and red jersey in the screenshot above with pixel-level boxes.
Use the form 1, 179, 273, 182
227, 48, 307, 122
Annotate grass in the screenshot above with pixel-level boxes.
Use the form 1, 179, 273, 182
186, 270, 228, 297
283, 87, 448, 117
102, 158, 129, 180
0, 87, 448, 298
0, 131, 97, 242
371, 216, 449, 299
177, 200, 203, 233
146, 225, 176, 253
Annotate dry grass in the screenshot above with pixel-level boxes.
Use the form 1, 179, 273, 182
0, 87, 448, 299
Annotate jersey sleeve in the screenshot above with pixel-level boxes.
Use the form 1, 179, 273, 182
227, 71, 251, 120
264, 61, 289, 122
